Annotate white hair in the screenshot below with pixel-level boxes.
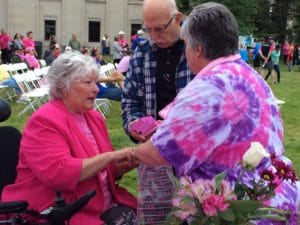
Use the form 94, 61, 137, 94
47, 52, 100, 99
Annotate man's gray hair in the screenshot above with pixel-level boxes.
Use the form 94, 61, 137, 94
181, 2, 239, 60
47, 52, 100, 99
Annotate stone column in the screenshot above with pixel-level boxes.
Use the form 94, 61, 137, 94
61, 0, 85, 46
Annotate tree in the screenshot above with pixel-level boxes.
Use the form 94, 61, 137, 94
291, 0, 300, 42
270, 0, 294, 44
253, 0, 273, 38
176, 0, 259, 35
175, 0, 299, 42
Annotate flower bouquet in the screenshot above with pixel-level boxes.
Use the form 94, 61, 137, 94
165, 142, 298, 225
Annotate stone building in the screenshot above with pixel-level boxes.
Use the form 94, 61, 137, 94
0, 0, 143, 51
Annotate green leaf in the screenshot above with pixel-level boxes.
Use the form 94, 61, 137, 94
210, 216, 221, 225
219, 208, 236, 221
228, 200, 263, 215
251, 214, 288, 221
164, 212, 182, 225
214, 171, 226, 194
234, 183, 247, 199
190, 217, 205, 225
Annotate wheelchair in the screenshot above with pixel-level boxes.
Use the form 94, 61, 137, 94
0, 190, 96, 225
0, 99, 96, 225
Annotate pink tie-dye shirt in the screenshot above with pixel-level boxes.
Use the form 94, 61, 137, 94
152, 54, 300, 225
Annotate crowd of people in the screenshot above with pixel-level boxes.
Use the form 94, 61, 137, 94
0, 28, 142, 103
1, 1, 300, 225
240, 36, 300, 85
0, 29, 40, 66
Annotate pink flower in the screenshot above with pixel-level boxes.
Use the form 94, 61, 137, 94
179, 176, 193, 186
220, 180, 237, 200
190, 179, 214, 203
174, 210, 192, 220
202, 194, 229, 216
172, 197, 198, 220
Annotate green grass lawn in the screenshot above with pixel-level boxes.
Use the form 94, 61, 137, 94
1, 64, 300, 196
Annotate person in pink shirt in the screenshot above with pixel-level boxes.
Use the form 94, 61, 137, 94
1, 52, 137, 225
0, 28, 13, 63
282, 40, 289, 64
118, 31, 128, 49
117, 48, 132, 75
22, 31, 37, 57
24, 47, 40, 69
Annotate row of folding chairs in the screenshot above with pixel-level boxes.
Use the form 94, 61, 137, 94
0, 61, 50, 116
2, 60, 47, 74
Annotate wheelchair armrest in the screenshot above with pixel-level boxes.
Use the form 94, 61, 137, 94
0, 201, 28, 214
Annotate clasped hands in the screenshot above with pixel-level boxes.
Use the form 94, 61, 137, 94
114, 147, 139, 170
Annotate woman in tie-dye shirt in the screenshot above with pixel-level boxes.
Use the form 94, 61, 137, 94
126, 2, 300, 224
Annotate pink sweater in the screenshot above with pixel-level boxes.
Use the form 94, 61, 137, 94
1, 100, 136, 225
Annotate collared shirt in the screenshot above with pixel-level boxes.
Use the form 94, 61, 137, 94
122, 38, 195, 133
156, 39, 184, 119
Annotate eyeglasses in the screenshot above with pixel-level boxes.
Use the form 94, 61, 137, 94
142, 15, 175, 34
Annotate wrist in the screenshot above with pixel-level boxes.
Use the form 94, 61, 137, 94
131, 146, 138, 159
105, 151, 115, 163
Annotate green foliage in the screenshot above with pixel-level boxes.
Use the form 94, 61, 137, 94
292, 0, 300, 42
214, 171, 226, 194
176, 0, 299, 41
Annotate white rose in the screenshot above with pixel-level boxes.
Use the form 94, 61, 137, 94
242, 142, 270, 169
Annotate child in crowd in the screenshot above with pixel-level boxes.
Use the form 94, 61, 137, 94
24, 47, 40, 69
91, 47, 106, 66
266, 44, 281, 84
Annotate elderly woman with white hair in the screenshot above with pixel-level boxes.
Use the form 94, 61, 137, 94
1, 52, 137, 225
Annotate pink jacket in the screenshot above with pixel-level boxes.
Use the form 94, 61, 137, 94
24, 53, 40, 69
1, 100, 136, 225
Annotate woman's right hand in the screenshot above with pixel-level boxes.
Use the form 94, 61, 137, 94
80, 150, 136, 182
113, 148, 136, 164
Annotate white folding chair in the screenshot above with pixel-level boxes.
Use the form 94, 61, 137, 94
100, 63, 116, 78
11, 63, 28, 74
39, 59, 47, 68
34, 66, 50, 78
94, 98, 111, 118
13, 72, 49, 116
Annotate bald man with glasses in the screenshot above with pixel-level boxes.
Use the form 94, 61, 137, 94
142, 14, 175, 34
121, 0, 194, 224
